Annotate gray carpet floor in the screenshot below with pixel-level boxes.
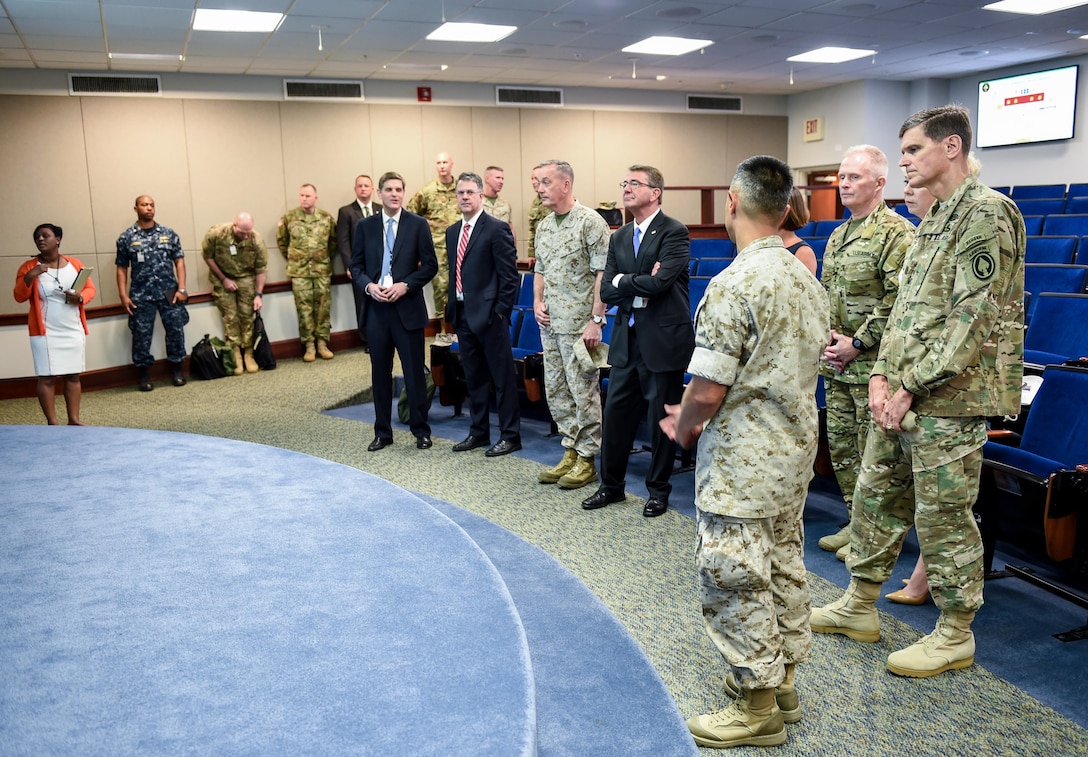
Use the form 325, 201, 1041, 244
3, 348, 1087, 756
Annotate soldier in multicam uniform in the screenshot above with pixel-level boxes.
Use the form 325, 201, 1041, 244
482, 165, 514, 234
532, 159, 611, 490
526, 166, 548, 258
277, 184, 337, 362
116, 195, 190, 391
202, 213, 269, 375
817, 146, 916, 561
810, 105, 1025, 679
407, 152, 460, 343
662, 155, 829, 749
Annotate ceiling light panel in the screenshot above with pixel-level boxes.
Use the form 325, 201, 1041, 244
622, 36, 713, 56
788, 46, 875, 63
427, 22, 517, 43
192, 9, 285, 33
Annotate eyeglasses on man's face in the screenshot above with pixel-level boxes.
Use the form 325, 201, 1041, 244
620, 180, 658, 190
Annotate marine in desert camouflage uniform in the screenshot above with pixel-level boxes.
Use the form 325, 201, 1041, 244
811, 105, 1025, 681
277, 183, 337, 361
532, 159, 611, 489
407, 152, 460, 337
663, 155, 829, 749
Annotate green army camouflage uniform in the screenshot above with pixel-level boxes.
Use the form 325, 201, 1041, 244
276, 207, 337, 344
533, 202, 610, 458
202, 223, 268, 348
820, 203, 915, 511
407, 179, 459, 320
482, 194, 512, 225
526, 196, 548, 258
689, 236, 830, 691
849, 176, 1025, 613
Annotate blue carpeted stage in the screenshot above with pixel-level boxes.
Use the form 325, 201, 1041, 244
0, 425, 695, 756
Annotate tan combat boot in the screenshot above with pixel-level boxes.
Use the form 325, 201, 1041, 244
723, 664, 800, 724
316, 339, 334, 359
243, 347, 259, 373
886, 610, 975, 678
818, 525, 851, 552
836, 543, 849, 562
231, 346, 244, 376
303, 341, 316, 362
809, 578, 882, 642
557, 455, 598, 490
538, 448, 578, 484
686, 687, 786, 749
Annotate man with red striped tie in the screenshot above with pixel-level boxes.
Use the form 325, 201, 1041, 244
444, 171, 522, 457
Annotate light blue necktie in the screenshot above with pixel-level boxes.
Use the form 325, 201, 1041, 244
382, 217, 394, 282
629, 226, 642, 326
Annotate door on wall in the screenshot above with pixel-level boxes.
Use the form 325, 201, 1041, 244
806, 171, 842, 220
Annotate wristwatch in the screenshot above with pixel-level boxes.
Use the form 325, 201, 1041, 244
178, 289, 187, 295
591, 314, 605, 324
852, 337, 866, 351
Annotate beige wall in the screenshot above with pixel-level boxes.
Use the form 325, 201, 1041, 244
0, 93, 785, 378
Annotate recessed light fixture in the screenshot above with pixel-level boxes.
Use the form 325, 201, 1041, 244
192, 9, 284, 33
788, 46, 875, 63
426, 22, 517, 43
983, 0, 1088, 14
622, 36, 713, 56
109, 53, 184, 61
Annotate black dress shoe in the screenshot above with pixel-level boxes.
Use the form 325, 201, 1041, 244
416, 436, 433, 449
485, 439, 521, 457
643, 497, 669, 518
581, 489, 625, 510
452, 435, 491, 452
367, 437, 393, 452
171, 364, 186, 387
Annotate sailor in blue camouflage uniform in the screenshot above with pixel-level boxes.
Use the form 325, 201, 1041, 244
810, 105, 1025, 680
116, 195, 189, 391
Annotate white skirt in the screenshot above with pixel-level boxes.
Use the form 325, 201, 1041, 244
30, 263, 86, 376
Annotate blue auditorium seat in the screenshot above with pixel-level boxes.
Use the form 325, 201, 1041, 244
1078, 238, 1088, 266
517, 273, 535, 308
1065, 182, 1088, 199
796, 221, 816, 238
976, 364, 1088, 626
696, 258, 730, 277
990, 186, 1011, 196
1025, 236, 1078, 265
1065, 196, 1088, 214
1010, 184, 1066, 200
808, 238, 828, 258
813, 220, 843, 237
1021, 216, 1045, 236
690, 238, 734, 259
1043, 214, 1088, 237
689, 277, 711, 318
1024, 264, 1088, 323
1015, 199, 1066, 216
1023, 293, 1088, 367
512, 307, 542, 359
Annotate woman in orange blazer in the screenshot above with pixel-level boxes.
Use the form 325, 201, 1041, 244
14, 223, 96, 425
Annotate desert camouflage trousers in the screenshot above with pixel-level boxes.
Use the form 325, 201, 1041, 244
540, 328, 601, 458
289, 275, 331, 343
825, 378, 872, 511
848, 416, 987, 613
212, 275, 257, 348
697, 503, 811, 692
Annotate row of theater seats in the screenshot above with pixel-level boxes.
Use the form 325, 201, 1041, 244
799, 213, 1088, 238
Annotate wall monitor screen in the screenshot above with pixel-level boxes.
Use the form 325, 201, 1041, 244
977, 65, 1078, 148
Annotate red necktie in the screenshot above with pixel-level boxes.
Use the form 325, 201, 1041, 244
456, 222, 471, 296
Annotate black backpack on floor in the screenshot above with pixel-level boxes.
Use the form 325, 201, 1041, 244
190, 334, 227, 380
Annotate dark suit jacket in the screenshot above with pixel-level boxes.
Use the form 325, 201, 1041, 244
599, 210, 694, 373
336, 199, 382, 271
349, 210, 438, 330
444, 211, 519, 334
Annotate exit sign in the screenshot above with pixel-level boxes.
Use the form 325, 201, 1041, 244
803, 117, 824, 143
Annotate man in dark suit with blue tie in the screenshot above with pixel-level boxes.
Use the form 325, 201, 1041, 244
349, 171, 439, 452
444, 171, 522, 457
581, 165, 694, 517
